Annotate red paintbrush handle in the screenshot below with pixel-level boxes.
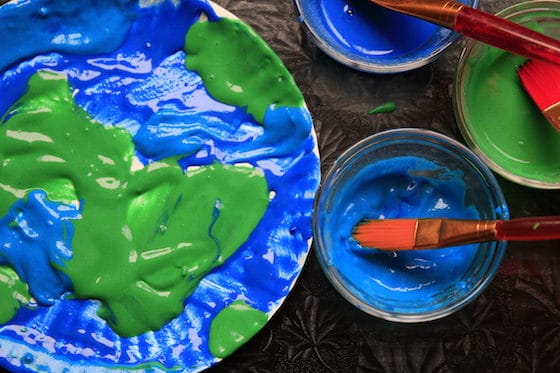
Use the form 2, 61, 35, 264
455, 6, 560, 65
495, 217, 560, 241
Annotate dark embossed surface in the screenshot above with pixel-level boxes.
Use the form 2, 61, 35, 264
206, 0, 560, 372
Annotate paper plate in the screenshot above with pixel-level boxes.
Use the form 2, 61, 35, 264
0, 0, 319, 371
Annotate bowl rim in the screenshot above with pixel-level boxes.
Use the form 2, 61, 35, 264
312, 128, 509, 322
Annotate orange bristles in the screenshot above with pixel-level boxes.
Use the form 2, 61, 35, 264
352, 219, 417, 250
353, 218, 499, 250
518, 59, 560, 131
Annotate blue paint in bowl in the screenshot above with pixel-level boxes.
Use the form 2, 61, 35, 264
294, 0, 478, 73
313, 129, 508, 322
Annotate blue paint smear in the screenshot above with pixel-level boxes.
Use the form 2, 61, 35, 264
135, 102, 314, 164
319, 156, 493, 313
0, 0, 136, 72
0, 0, 216, 118
0, 190, 79, 305
297, 0, 476, 68
0, 0, 320, 371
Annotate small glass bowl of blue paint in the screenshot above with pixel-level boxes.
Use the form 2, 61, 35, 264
294, 0, 478, 73
313, 128, 509, 322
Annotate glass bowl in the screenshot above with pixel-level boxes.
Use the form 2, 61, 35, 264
453, 0, 560, 189
294, 0, 478, 73
312, 128, 509, 322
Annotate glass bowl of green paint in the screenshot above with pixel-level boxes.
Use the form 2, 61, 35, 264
454, 0, 560, 189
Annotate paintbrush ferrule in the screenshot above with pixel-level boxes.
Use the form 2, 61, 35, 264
372, 0, 462, 29
543, 101, 560, 131
414, 218, 497, 250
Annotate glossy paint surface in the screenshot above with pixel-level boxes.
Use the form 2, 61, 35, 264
0, 0, 319, 371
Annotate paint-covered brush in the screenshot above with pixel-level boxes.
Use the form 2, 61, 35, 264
369, 0, 560, 66
353, 217, 560, 250
518, 59, 560, 131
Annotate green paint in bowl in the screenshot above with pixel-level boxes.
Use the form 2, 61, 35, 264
454, 0, 560, 189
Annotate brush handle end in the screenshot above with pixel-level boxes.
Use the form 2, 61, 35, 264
496, 217, 560, 241
456, 7, 560, 65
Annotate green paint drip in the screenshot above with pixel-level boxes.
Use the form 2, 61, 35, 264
208, 300, 268, 358
184, 17, 304, 123
462, 43, 560, 184
0, 266, 31, 323
1, 71, 270, 337
367, 102, 396, 115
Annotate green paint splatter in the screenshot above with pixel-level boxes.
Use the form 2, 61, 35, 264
184, 17, 304, 123
208, 300, 268, 358
367, 102, 396, 115
0, 266, 31, 323
0, 71, 270, 336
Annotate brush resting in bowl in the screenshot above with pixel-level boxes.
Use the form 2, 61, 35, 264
323, 156, 481, 310
313, 129, 508, 322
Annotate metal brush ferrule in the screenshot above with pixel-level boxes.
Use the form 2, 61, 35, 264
414, 219, 497, 250
372, 0, 463, 29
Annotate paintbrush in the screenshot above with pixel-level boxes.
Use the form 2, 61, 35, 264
352, 216, 560, 250
368, 0, 560, 66
518, 59, 560, 132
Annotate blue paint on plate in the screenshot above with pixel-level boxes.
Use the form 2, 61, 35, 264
0, 0, 320, 371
